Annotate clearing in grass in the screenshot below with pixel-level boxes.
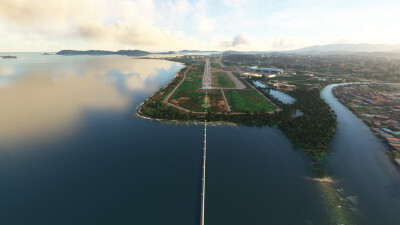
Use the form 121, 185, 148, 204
212, 72, 235, 88
211, 62, 222, 69
225, 89, 275, 113
169, 65, 228, 112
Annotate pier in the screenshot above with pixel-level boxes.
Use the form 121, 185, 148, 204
200, 92, 208, 225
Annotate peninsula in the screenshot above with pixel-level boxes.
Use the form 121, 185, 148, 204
139, 55, 338, 166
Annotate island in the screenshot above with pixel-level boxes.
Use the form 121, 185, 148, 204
159, 51, 177, 54
1, 55, 17, 59
56, 49, 150, 57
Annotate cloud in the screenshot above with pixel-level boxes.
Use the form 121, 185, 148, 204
1, 0, 400, 51
222, 34, 253, 48
76, 21, 177, 47
273, 37, 296, 49
232, 34, 252, 46
0, 0, 104, 31
197, 17, 216, 33
219, 0, 249, 8
0, 0, 184, 49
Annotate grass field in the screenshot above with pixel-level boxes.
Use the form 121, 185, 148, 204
166, 60, 274, 113
232, 72, 252, 89
225, 89, 275, 113
211, 62, 222, 69
212, 72, 235, 88
169, 64, 227, 112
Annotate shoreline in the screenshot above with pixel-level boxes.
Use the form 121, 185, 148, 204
331, 84, 400, 167
135, 85, 238, 126
136, 100, 238, 126
137, 59, 280, 118
137, 57, 338, 163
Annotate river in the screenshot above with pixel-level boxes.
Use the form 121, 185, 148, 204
0, 54, 399, 224
252, 80, 296, 104
322, 84, 400, 225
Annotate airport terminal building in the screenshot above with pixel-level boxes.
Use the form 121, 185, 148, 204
249, 66, 283, 74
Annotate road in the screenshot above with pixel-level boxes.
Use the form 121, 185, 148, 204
220, 89, 231, 112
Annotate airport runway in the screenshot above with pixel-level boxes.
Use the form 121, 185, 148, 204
202, 58, 212, 90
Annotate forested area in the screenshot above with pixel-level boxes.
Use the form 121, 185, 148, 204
140, 74, 337, 164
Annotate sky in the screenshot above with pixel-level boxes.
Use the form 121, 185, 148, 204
0, 0, 399, 52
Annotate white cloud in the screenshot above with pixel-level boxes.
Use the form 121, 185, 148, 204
197, 17, 216, 33
219, 0, 251, 8
221, 34, 253, 49
76, 21, 177, 47
232, 34, 252, 46
272, 37, 297, 50
0, 0, 399, 51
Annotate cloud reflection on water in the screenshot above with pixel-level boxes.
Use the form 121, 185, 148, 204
0, 65, 14, 76
0, 72, 128, 145
0, 56, 182, 146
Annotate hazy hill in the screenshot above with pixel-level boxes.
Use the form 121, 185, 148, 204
291, 43, 400, 53
179, 50, 218, 53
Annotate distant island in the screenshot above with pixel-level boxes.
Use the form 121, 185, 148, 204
56, 50, 151, 57
179, 50, 218, 53
161, 51, 177, 54
157, 50, 219, 55
1, 55, 17, 59
42, 53, 51, 55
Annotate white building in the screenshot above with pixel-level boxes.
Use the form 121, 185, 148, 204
242, 72, 263, 77
249, 66, 283, 74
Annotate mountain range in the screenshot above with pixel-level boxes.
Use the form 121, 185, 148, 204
286, 43, 400, 57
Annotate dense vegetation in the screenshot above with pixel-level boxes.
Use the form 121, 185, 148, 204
140, 78, 336, 163
275, 88, 337, 160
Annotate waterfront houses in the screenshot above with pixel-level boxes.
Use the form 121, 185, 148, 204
333, 84, 400, 154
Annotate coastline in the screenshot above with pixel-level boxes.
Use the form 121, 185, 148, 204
136, 97, 238, 126
331, 84, 400, 166
136, 59, 280, 119
135, 68, 237, 126
137, 58, 337, 164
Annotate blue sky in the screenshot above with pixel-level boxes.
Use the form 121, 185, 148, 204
0, 0, 399, 51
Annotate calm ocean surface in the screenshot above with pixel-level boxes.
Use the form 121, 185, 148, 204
0, 53, 399, 225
